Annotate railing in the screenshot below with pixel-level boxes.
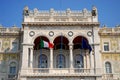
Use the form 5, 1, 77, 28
102, 73, 120, 80
20, 68, 99, 77
8, 74, 17, 80
0, 28, 20, 33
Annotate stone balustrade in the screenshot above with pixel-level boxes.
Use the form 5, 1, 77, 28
0, 27, 20, 33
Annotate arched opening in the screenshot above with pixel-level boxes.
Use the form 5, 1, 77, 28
38, 54, 48, 68
73, 36, 91, 69
34, 36, 49, 50
33, 36, 49, 69
9, 62, 17, 74
56, 54, 65, 68
53, 36, 69, 68
105, 62, 112, 73
53, 36, 69, 50
8, 62, 17, 78
74, 54, 84, 68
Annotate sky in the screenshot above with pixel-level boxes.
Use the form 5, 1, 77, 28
0, 0, 120, 28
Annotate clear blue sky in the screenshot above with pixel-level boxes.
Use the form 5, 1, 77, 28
0, 0, 120, 27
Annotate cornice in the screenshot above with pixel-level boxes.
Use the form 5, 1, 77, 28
22, 22, 100, 27
0, 33, 21, 37
98, 33, 120, 36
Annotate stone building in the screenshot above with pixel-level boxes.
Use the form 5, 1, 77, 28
0, 6, 120, 80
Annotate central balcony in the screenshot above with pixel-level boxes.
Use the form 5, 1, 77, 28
20, 68, 101, 77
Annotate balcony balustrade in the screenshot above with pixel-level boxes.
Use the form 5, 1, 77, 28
20, 68, 100, 77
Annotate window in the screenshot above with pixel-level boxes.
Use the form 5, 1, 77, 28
75, 54, 84, 68
56, 54, 65, 68
11, 42, 18, 51
9, 62, 17, 74
105, 62, 112, 73
38, 54, 48, 68
104, 42, 109, 51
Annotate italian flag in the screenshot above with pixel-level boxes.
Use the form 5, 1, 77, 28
40, 40, 54, 48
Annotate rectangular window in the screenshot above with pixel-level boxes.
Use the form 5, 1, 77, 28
104, 42, 109, 51
11, 42, 18, 51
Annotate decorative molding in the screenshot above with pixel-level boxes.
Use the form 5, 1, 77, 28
29, 31, 35, 37
22, 22, 100, 27
49, 31, 54, 37
68, 31, 73, 37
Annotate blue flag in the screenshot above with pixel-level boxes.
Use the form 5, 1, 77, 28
82, 38, 92, 53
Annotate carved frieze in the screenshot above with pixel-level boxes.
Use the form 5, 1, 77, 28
29, 26, 93, 30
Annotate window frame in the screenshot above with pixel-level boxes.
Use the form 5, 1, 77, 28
103, 42, 109, 51
11, 41, 18, 52
38, 54, 48, 68
105, 62, 112, 73
56, 54, 66, 68
74, 54, 84, 68
9, 62, 17, 74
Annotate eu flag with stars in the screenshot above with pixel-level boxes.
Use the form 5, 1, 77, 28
82, 38, 92, 53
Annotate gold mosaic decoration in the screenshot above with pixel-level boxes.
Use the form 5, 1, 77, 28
2, 38, 10, 51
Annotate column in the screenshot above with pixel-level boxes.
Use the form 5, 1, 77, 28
69, 44, 73, 69
50, 48, 53, 68
30, 48, 33, 68
21, 45, 29, 75
90, 51, 94, 74
86, 51, 90, 69
84, 54, 86, 69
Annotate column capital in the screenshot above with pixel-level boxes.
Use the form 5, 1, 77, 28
69, 45, 73, 50
69, 43, 73, 46
30, 47, 33, 50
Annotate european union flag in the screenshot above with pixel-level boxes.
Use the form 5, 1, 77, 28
82, 38, 92, 53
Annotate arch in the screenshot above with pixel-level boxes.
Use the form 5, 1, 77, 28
52, 33, 70, 43
38, 54, 48, 68
105, 62, 112, 73
31, 33, 50, 45
72, 33, 91, 44
53, 35, 69, 50
56, 54, 66, 68
74, 54, 84, 68
73, 36, 88, 49
34, 36, 50, 50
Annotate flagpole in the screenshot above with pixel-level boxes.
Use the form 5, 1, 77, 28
80, 36, 83, 68
60, 33, 63, 68
40, 37, 42, 68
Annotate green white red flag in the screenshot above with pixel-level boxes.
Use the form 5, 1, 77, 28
40, 40, 54, 48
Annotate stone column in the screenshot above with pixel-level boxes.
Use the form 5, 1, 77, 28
50, 48, 53, 68
86, 51, 90, 69
69, 44, 73, 69
69, 44, 74, 73
30, 48, 33, 68
90, 51, 94, 74
84, 54, 86, 69
21, 44, 29, 74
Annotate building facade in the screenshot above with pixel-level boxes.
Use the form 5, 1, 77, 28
0, 6, 120, 80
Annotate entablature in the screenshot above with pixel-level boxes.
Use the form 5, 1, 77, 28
22, 22, 100, 27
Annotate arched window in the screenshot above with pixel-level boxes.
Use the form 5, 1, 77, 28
75, 54, 84, 68
105, 62, 112, 73
56, 54, 65, 68
38, 54, 48, 68
9, 62, 17, 74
